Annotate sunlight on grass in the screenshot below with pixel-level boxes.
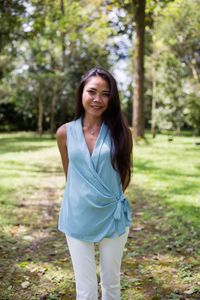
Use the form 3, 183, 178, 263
1, 132, 200, 300
0, 133, 62, 228
133, 134, 200, 225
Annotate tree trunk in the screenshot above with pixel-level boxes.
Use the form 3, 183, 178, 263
60, 0, 67, 125
132, 0, 146, 139
38, 81, 43, 135
190, 56, 200, 83
60, 0, 66, 68
50, 79, 58, 137
151, 44, 157, 138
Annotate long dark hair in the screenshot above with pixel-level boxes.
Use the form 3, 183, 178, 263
74, 67, 133, 189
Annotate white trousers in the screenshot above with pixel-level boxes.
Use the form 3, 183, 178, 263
65, 226, 129, 300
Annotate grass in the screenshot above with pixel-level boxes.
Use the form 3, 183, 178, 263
0, 132, 200, 300
133, 134, 200, 227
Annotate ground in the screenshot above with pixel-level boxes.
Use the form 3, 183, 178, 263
0, 132, 200, 300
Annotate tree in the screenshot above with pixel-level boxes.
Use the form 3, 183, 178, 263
153, 0, 200, 135
0, 1, 26, 130
0, 0, 112, 133
132, 0, 146, 139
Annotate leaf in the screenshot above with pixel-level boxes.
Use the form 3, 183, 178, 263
133, 226, 145, 231
184, 288, 196, 295
23, 235, 34, 241
21, 281, 30, 289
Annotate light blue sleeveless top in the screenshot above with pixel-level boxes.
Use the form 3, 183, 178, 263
58, 116, 132, 242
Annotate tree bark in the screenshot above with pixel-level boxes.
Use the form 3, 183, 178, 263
50, 79, 58, 137
60, 0, 68, 125
190, 56, 200, 83
151, 44, 157, 138
60, 0, 66, 68
38, 81, 43, 135
132, 0, 146, 139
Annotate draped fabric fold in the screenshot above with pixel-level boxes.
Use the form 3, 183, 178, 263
58, 117, 132, 242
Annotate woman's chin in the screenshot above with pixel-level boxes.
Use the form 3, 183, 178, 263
86, 109, 104, 118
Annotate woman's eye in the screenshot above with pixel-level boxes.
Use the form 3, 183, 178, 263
88, 90, 95, 94
103, 93, 110, 97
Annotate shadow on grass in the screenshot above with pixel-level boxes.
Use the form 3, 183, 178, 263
0, 192, 75, 300
134, 159, 200, 208
1, 181, 200, 299
0, 135, 55, 154
0, 231, 75, 300
121, 182, 200, 299
0, 163, 62, 175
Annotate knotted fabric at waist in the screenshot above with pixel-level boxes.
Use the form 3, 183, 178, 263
113, 195, 132, 221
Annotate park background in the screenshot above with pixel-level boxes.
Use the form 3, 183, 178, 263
0, 0, 200, 299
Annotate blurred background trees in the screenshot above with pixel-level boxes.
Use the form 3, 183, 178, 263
150, 0, 200, 136
0, 0, 199, 137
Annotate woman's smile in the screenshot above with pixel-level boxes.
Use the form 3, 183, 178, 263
82, 75, 110, 118
91, 105, 103, 110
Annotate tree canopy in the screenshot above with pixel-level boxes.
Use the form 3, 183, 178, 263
0, 0, 199, 135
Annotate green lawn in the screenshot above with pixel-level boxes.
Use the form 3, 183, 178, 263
133, 134, 200, 227
0, 132, 200, 300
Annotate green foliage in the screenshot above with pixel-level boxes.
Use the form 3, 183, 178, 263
155, 52, 187, 132
147, 0, 200, 135
0, 0, 112, 131
156, 0, 200, 58
0, 1, 26, 52
184, 92, 200, 135
0, 0, 200, 134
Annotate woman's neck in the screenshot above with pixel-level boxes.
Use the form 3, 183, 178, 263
82, 114, 103, 128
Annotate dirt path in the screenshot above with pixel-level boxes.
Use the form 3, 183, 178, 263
1, 171, 75, 300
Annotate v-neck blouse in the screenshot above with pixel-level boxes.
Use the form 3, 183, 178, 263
81, 117, 105, 158
58, 116, 132, 242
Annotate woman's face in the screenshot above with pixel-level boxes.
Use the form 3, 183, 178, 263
82, 75, 110, 118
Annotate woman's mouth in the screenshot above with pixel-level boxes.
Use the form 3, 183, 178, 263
91, 105, 102, 110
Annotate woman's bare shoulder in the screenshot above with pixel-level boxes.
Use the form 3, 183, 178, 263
56, 123, 70, 144
56, 124, 67, 138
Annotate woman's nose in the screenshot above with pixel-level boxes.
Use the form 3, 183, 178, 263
93, 95, 101, 102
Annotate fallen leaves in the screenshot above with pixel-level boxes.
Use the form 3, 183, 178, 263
21, 281, 30, 289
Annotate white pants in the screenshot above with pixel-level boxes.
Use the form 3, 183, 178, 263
66, 226, 129, 300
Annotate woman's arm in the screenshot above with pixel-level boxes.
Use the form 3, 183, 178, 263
122, 173, 130, 192
56, 124, 68, 179
123, 128, 133, 192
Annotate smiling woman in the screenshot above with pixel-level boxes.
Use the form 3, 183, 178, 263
81, 75, 110, 154
56, 67, 133, 300
82, 75, 110, 119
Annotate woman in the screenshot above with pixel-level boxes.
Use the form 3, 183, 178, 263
56, 67, 133, 300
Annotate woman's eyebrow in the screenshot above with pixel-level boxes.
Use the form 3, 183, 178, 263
87, 87, 97, 90
87, 87, 110, 92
